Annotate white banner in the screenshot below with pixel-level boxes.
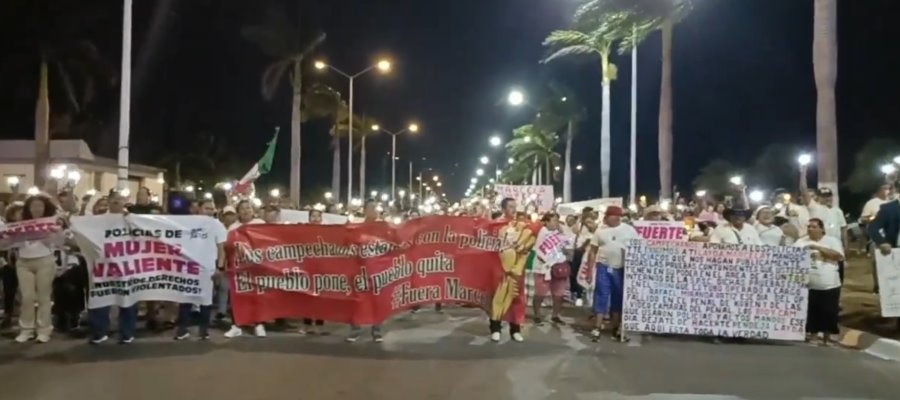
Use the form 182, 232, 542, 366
557, 198, 623, 216
71, 214, 224, 309
0, 217, 65, 250
279, 209, 349, 225
633, 221, 686, 241
623, 240, 809, 341
876, 249, 900, 317
494, 184, 555, 212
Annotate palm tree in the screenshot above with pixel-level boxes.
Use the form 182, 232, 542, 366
503, 124, 561, 185
534, 85, 586, 202
813, 0, 839, 204
243, 10, 326, 205
542, 1, 627, 198
606, 0, 692, 200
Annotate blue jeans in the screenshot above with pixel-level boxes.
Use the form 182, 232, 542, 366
349, 325, 382, 336
89, 306, 137, 340
176, 303, 212, 336
592, 264, 624, 315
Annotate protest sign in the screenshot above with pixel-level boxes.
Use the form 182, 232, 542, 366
227, 216, 506, 325
0, 217, 64, 250
71, 214, 224, 308
279, 209, 349, 225
623, 240, 809, 341
875, 249, 900, 317
557, 198, 623, 216
633, 221, 685, 241
533, 228, 568, 267
494, 184, 554, 213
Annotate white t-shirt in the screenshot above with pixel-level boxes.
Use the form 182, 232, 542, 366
808, 202, 846, 241
227, 218, 265, 232
755, 223, 784, 246
793, 235, 843, 290
571, 223, 593, 250
709, 223, 762, 245
861, 197, 887, 221
590, 223, 640, 268
778, 203, 810, 232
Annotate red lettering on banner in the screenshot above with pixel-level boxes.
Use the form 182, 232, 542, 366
227, 216, 507, 326
103, 240, 183, 258
92, 257, 201, 278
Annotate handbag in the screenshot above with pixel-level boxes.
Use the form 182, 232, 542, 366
550, 262, 571, 280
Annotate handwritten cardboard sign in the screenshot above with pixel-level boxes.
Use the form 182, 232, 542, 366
494, 184, 555, 213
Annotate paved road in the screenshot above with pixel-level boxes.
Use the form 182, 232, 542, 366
1, 308, 898, 400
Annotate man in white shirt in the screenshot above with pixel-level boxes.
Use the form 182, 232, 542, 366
861, 184, 892, 223
710, 208, 762, 245
586, 206, 640, 340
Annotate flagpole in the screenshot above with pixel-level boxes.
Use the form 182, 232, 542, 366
117, 0, 133, 191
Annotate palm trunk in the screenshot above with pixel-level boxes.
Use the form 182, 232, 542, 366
563, 120, 573, 202
359, 135, 367, 199
629, 25, 638, 205
331, 132, 341, 201
658, 18, 674, 200
34, 60, 50, 190
600, 52, 612, 198
289, 60, 302, 205
814, 0, 839, 205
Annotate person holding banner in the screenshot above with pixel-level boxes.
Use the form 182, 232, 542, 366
794, 218, 844, 346
531, 213, 570, 325
175, 199, 227, 341
754, 206, 786, 246
347, 199, 386, 343
299, 209, 326, 335
587, 205, 639, 341
709, 208, 762, 245
0, 203, 23, 329
13, 195, 62, 343
225, 200, 266, 339
489, 197, 534, 343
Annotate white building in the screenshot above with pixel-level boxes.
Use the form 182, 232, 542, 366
0, 139, 165, 202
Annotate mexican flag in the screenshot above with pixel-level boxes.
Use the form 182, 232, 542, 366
233, 128, 279, 194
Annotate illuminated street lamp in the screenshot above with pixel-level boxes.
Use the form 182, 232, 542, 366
507, 89, 525, 106
270, 188, 281, 198
324, 191, 333, 201
476, 168, 484, 176
507, 157, 515, 164
470, 178, 477, 184
432, 175, 439, 182
798, 153, 813, 166
373, 122, 421, 201
314, 57, 393, 204
479, 156, 489, 165
696, 190, 707, 197
729, 175, 743, 186
489, 136, 502, 147
575, 164, 583, 171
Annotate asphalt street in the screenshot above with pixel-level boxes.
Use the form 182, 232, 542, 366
1, 307, 898, 400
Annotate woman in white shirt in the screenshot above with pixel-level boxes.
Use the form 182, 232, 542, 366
754, 206, 785, 246
793, 217, 844, 346
224, 200, 267, 339
15, 195, 61, 343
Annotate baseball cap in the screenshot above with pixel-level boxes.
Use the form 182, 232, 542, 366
222, 205, 237, 214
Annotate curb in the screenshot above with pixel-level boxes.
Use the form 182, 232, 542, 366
839, 327, 900, 361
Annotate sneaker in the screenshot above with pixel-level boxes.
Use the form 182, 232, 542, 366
297, 328, 308, 336
199, 332, 210, 341
224, 325, 243, 339
14, 332, 34, 343
373, 333, 384, 343
174, 331, 190, 341
89, 335, 109, 345
490, 332, 501, 342
119, 337, 134, 344
254, 324, 267, 337
345, 332, 360, 343
511, 332, 524, 342
575, 298, 584, 307
590, 328, 601, 338
36, 334, 51, 343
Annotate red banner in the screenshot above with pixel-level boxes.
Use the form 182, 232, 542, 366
226, 216, 507, 325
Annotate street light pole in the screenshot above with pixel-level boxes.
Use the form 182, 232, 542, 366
117, 0, 133, 191
372, 123, 418, 201
315, 59, 391, 204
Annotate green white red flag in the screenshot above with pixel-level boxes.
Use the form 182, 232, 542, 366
233, 128, 279, 194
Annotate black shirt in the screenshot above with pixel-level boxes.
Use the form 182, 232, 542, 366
128, 203, 160, 214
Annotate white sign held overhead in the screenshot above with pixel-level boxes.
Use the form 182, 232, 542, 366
494, 184, 555, 212
557, 198, 623, 216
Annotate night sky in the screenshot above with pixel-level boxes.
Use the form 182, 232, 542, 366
2, 0, 899, 204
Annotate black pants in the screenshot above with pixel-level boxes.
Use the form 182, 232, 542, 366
52, 262, 89, 330
569, 249, 585, 299
1, 264, 17, 317
807, 288, 840, 334
838, 261, 845, 284
489, 319, 521, 335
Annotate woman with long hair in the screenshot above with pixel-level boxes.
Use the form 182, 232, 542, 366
15, 195, 60, 343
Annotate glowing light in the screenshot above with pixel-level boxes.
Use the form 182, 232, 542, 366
371, 124, 380, 131
554, 166, 560, 171
324, 192, 333, 200
628, 203, 638, 212
489, 136, 502, 147
575, 165, 583, 171
151, 195, 160, 203
470, 178, 477, 184
26, 186, 40, 196
314, 60, 327, 70
270, 188, 280, 198
5, 176, 19, 186
729, 176, 743, 186
204, 192, 213, 199
555, 197, 562, 204
86, 189, 97, 196
432, 175, 439, 182
222, 182, 233, 191
479, 156, 489, 165
398, 190, 406, 198
476, 168, 484, 176
251, 197, 262, 207
49, 167, 65, 180
184, 185, 195, 192
749, 190, 764, 203
695, 190, 707, 197
156, 173, 165, 184
797, 153, 813, 166
370, 190, 378, 197
507, 90, 524, 106
380, 193, 389, 201
408, 123, 419, 133
881, 164, 897, 175
376, 59, 392, 72
523, 136, 531, 143
120, 188, 131, 198
392, 216, 402, 224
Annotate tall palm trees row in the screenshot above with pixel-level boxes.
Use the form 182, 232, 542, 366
515, 0, 838, 204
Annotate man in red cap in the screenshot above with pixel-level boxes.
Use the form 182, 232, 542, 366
586, 205, 640, 341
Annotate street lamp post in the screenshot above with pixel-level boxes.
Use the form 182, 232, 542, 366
315, 59, 392, 204
372, 123, 419, 201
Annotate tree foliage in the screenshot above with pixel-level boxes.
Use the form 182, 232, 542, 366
502, 124, 561, 184
844, 137, 900, 195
